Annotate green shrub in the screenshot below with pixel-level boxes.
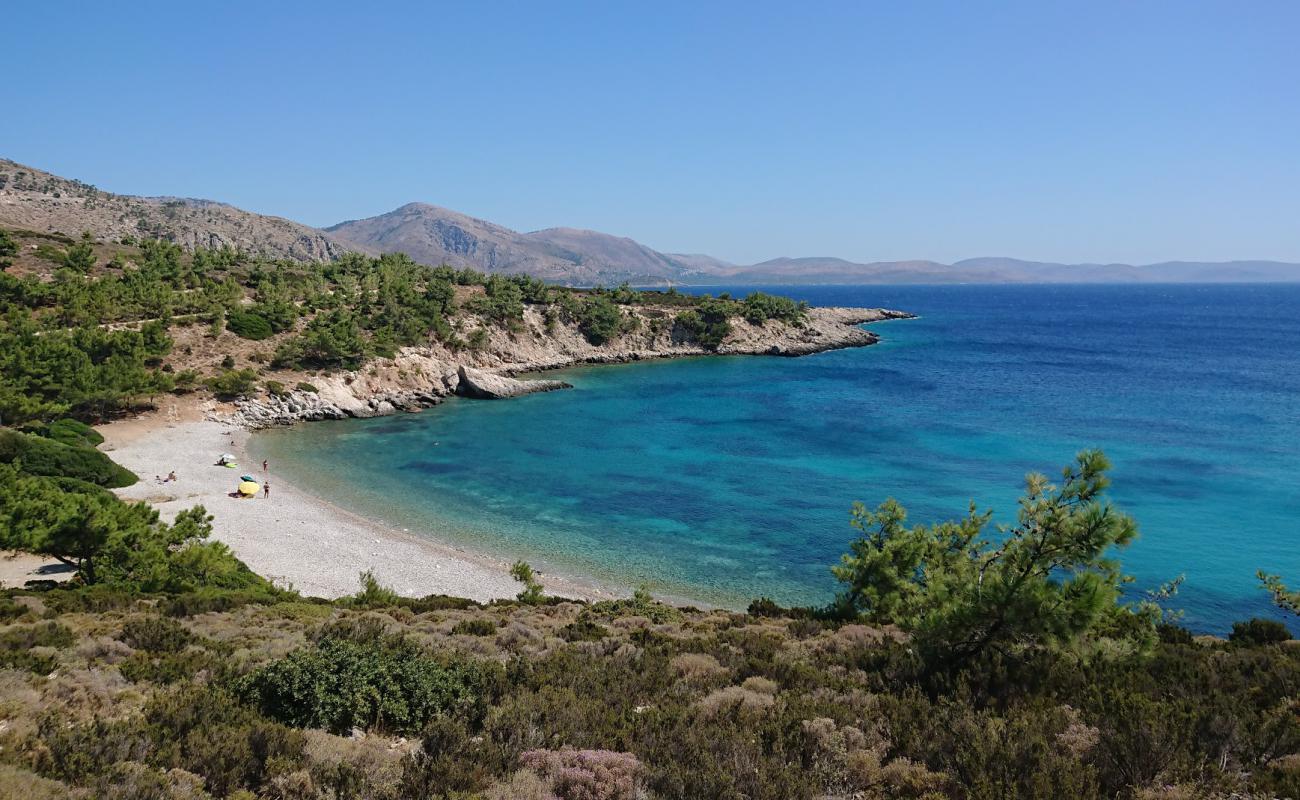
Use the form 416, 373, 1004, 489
0, 621, 76, 672
1156, 622, 1196, 645
240, 633, 502, 735
1230, 617, 1292, 645
204, 368, 258, 398
559, 618, 608, 642
295, 381, 318, 394
675, 299, 732, 350
452, 617, 499, 636
34, 418, 104, 448
263, 379, 286, 397
226, 310, 273, 340
576, 294, 625, 345
119, 648, 223, 685
741, 291, 808, 325
0, 596, 30, 623
119, 616, 193, 653
0, 429, 136, 487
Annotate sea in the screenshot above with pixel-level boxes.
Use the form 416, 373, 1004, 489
251, 284, 1300, 634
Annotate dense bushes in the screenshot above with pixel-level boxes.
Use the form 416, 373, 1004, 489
6, 577, 1300, 798
225, 309, 274, 340
576, 294, 627, 344
675, 297, 732, 349
204, 367, 258, 398
0, 621, 75, 672
240, 628, 504, 735
1230, 616, 1293, 645
33, 417, 104, 447
742, 291, 808, 325
0, 427, 136, 487
37, 685, 307, 798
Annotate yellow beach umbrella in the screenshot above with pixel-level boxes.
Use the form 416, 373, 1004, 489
238, 480, 260, 497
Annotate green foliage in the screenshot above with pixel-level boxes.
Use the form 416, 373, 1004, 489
741, 291, 808, 325
37, 685, 306, 798
675, 297, 732, 349
225, 309, 273, 340
466, 326, 490, 351
342, 569, 402, 607
464, 275, 525, 327
0, 621, 75, 672
0, 428, 135, 486
576, 294, 626, 345
204, 368, 258, 398
119, 616, 194, 653
452, 617, 499, 636
832, 450, 1143, 667
0, 315, 175, 424
1260, 571, 1300, 615
63, 238, 96, 273
294, 381, 318, 393
263, 379, 286, 397
1230, 617, 1292, 645
240, 630, 502, 735
558, 618, 608, 642
0, 229, 16, 260
588, 585, 684, 624
511, 560, 545, 605
0, 468, 264, 592
35, 418, 104, 447
273, 309, 367, 368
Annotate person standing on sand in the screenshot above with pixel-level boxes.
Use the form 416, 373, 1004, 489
262, 459, 268, 472
263, 481, 270, 499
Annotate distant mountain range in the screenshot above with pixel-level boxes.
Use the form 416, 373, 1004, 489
4, 157, 1298, 285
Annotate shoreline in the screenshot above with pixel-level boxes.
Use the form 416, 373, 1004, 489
97, 310, 911, 604
102, 412, 616, 602
230, 305, 914, 428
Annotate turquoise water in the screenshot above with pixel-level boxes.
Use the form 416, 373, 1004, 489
253, 284, 1300, 633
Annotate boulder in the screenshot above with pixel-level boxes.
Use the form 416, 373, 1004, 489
456, 365, 571, 400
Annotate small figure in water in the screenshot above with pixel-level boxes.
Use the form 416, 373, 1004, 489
263, 481, 271, 499
167, 470, 177, 482
262, 459, 268, 472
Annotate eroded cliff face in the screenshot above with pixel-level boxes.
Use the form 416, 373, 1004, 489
229, 305, 913, 427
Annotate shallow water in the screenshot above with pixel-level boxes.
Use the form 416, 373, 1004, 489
253, 284, 1300, 632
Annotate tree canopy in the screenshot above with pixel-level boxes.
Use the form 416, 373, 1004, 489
832, 450, 1144, 666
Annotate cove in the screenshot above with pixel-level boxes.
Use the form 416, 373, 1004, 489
252, 284, 1300, 633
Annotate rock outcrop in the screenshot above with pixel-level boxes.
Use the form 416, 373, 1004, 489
227, 305, 914, 428
455, 366, 571, 399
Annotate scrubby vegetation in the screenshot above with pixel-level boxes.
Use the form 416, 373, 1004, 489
0, 226, 812, 425
0, 448, 1297, 798
4, 226, 1297, 797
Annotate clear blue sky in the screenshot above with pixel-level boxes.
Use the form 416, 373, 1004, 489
3, 1, 1297, 265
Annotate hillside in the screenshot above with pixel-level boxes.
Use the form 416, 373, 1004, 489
0, 159, 355, 262
6, 157, 1299, 285
326, 205, 705, 286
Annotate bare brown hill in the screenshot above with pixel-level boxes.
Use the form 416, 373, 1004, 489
0, 159, 356, 262
326, 203, 706, 285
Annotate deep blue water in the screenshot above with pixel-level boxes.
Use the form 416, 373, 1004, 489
253, 284, 1300, 633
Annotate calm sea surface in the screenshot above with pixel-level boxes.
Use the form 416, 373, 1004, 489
252, 284, 1300, 632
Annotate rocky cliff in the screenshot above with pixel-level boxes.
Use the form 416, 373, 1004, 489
228, 306, 912, 427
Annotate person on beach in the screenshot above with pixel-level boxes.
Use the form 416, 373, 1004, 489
263, 481, 270, 499
262, 459, 268, 472
167, 471, 177, 482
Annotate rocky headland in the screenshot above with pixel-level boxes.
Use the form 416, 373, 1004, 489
228, 306, 912, 428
